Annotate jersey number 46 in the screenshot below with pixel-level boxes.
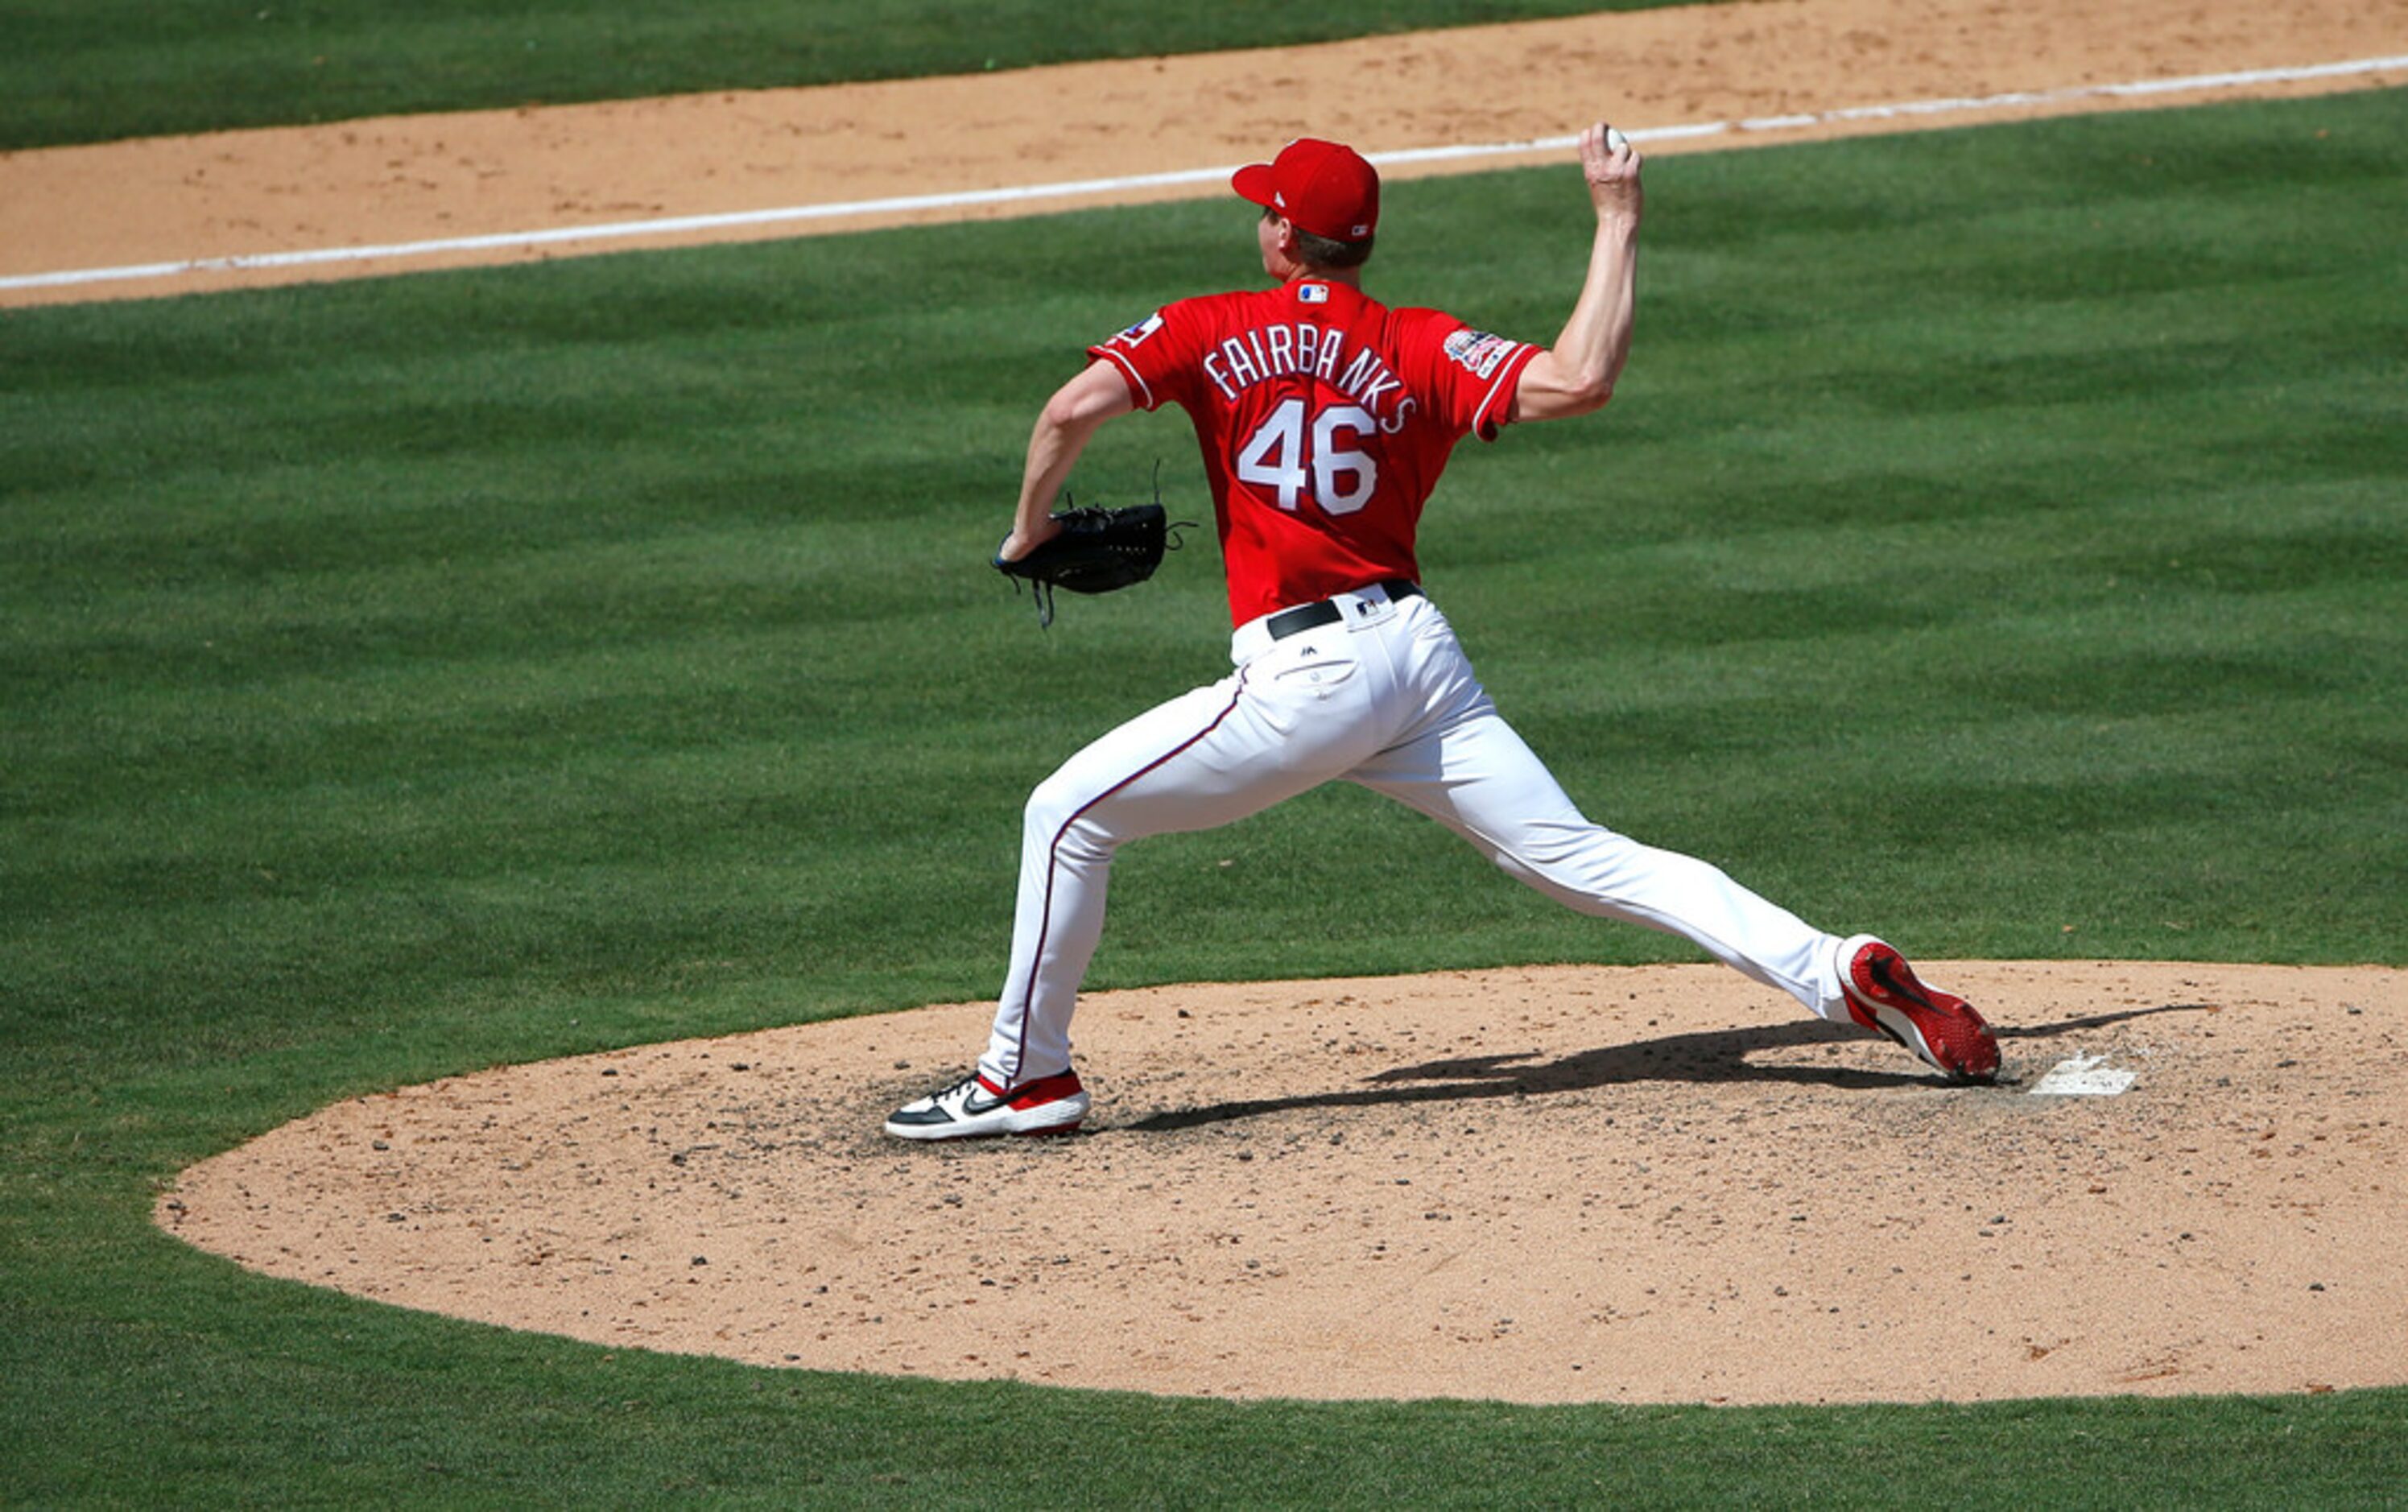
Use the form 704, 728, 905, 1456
1233, 398, 1378, 515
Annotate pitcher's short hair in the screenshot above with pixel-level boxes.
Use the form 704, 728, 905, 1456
1294, 225, 1374, 270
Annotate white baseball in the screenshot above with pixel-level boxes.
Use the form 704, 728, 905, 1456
1606, 126, 1631, 153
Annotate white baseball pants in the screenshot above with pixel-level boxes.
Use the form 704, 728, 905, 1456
978, 583, 1852, 1088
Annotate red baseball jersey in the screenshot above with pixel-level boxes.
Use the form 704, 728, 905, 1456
1089, 279, 1541, 626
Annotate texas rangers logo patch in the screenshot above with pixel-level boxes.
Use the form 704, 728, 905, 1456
1113, 312, 1166, 346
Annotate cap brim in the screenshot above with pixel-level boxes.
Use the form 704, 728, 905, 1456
1231, 162, 1278, 210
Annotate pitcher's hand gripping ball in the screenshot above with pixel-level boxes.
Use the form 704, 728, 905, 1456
995, 502, 1192, 627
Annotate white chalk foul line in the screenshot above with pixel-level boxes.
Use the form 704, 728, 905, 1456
6, 53, 2402, 295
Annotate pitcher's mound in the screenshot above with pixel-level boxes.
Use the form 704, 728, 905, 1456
161, 960, 2405, 1405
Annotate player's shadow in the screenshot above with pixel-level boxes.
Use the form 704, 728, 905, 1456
1117, 1001, 2210, 1135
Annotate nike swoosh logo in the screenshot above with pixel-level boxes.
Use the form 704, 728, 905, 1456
960, 1089, 1009, 1117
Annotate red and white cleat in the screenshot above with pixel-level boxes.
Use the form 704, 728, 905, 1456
1838, 936, 2000, 1083
885, 1069, 1091, 1141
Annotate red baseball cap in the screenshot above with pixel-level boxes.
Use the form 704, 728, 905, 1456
1232, 138, 1380, 242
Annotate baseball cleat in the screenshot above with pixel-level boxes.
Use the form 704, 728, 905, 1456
1838, 936, 2000, 1083
885, 1069, 1090, 1141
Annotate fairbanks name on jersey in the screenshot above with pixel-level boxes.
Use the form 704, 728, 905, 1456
1200, 320, 1414, 431
1112, 304, 1411, 426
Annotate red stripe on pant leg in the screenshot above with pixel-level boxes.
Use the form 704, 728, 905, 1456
1011, 680, 1249, 1080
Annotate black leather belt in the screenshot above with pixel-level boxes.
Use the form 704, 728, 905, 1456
1266, 580, 1423, 642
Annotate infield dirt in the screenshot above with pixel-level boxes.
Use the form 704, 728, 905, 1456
4, 0, 2402, 305
118, 0, 2408, 1407
165, 962, 2406, 1405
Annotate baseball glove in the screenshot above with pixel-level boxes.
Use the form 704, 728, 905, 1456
994, 500, 1192, 627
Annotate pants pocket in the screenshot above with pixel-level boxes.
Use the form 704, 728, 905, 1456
1267, 653, 1360, 701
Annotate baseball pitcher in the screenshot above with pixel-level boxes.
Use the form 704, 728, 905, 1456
889, 127, 1999, 1139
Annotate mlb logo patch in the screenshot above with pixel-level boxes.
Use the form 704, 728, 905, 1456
1297, 284, 1330, 305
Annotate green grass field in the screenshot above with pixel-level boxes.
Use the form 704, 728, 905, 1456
4, 80, 2405, 1506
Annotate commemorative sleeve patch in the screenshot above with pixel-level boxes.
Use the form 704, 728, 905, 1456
1444, 328, 1521, 379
